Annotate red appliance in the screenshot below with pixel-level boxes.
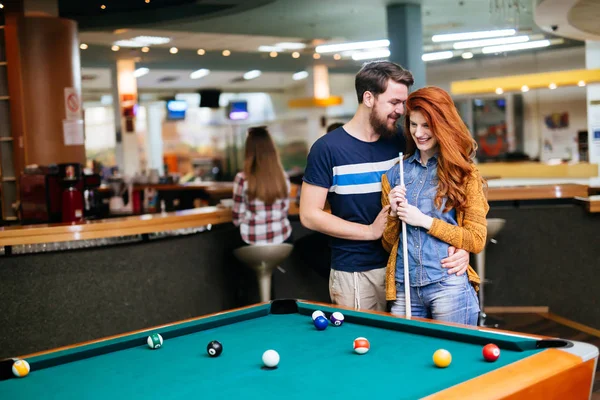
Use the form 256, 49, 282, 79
59, 163, 84, 223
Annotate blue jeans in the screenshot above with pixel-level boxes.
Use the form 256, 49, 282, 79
390, 274, 480, 326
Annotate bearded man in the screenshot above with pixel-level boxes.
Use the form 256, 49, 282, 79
300, 61, 471, 311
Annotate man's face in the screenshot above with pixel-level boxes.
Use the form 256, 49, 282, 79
368, 80, 408, 138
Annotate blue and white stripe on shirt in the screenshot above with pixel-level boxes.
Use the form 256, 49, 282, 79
330, 157, 399, 195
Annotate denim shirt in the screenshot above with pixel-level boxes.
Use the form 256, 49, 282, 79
385, 150, 458, 287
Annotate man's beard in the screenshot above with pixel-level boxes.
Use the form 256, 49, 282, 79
369, 106, 399, 138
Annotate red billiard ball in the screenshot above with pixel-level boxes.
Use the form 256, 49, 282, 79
482, 344, 500, 362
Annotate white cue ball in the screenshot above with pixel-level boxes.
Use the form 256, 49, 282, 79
262, 350, 280, 368
311, 310, 326, 321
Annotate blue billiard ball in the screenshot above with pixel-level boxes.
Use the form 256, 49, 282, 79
314, 315, 328, 330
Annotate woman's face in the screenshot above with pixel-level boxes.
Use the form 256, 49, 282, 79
409, 110, 438, 155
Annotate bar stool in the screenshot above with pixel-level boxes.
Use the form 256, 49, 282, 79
233, 243, 294, 303
476, 218, 506, 327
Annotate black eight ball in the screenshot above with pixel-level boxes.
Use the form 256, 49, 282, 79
207, 340, 223, 357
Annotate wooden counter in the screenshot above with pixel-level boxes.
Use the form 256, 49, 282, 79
475, 162, 598, 179
134, 182, 234, 197
0, 183, 596, 247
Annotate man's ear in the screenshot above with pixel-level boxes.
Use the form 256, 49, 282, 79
363, 91, 375, 108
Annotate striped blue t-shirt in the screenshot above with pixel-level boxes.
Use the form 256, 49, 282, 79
303, 127, 405, 272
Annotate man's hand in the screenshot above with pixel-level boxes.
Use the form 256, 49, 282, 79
368, 205, 391, 240
442, 246, 470, 276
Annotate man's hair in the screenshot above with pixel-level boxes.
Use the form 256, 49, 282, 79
355, 61, 414, 104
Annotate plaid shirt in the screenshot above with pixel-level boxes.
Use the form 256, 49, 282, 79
232, 172, 292, 245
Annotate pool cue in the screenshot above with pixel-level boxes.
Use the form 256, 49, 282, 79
399, 152, 411, 319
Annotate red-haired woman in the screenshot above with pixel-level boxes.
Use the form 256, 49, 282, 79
381, 86, 489, 325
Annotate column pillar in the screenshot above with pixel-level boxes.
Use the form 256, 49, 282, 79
586, 41, 600, 172
4, 0, 85, 167
111, 60, 141, 177
387, 3, 426, 90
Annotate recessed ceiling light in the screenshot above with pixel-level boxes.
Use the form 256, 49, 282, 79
134, 68, 149, 78
190, 69, 210, 80
422, 51, 453, 61
432, 29, 516, 43
521, 85, 529, 92
453, 35, 529, 50
293, 71, 308, 81
101, 4, 106, 10
461, 52, 474, 59
0, 3, 4, 9
333, 54, 341, 60
258, 46, 281, 52
275, 42, 306, 50
482, 39, 551, 54
131, 36, 171, 45
141, 47, 150, 53
80, 43, 88, 50
578, 80, 586, 87
169, 47, 178, 54
114, 40, 144, 48
316, 39, 390, 53
243, 70, 261, 80
111, 45, 120, 52
222, 50, 231, 56
269, 51, 278, 58
292, 52, 300, 59
549, 83, 557, 89
197, 49, 206, 55
313, 53, 321, 59
145, 0, 150, 3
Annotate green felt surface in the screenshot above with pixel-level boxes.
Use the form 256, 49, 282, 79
1, 304, 543, 399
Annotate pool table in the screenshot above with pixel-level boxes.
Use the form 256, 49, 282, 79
1, 299, 597, 399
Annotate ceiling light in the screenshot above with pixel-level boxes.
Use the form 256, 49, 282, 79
292, 52, 300, 58
316, 39, 390, 53
549, 83, 557, 89
482, 39, 551, 54
275, 42, 306, 50
169, 47, 178, 54
131, 36, 171, 45
432, 29, 515, 43
114, 40, 144, 48
134, 68, 149, 78
197, 49, 205, 55
222, 50, 231, 56
243, 70, 261, 80
461, 52, 473, 59
521, 85, 529, 92
80, 43, 88, 50
453, 35, 529, 49
333, 54, 341, 60
578, 80, 586, 87
258, 45, 281, 52
101, 4, 106, 9
190, 68, 210, 80
270, 51, 278, 58
351, 49, 390, 61
113, 29, 129, 35
422, 51, 453, 61
111, 45, 120, 52
293, 71, 309, 81
145, 0, 150, 3
141, 47, 150, 53
313, 53, 321, 59
495, 88, 504, 94
0, 3, 4, 9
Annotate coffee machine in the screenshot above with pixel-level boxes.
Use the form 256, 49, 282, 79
58, 163, 84, 223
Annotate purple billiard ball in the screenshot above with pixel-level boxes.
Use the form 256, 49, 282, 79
329, 311, 344, 326
314, 315, 328, 330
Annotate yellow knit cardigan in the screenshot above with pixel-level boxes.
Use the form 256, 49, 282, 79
381, 169, 489, 301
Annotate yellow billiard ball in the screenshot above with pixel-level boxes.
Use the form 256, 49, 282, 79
433, 349, 452, 368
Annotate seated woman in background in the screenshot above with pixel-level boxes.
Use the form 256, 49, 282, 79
232, 126, 292, 245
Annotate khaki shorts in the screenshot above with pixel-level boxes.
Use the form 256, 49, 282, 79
329, 268, 386, 311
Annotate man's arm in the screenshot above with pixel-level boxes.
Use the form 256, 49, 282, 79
299, 182, 389, 241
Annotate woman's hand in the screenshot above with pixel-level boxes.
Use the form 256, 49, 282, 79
388, 185, 407, 216
397, 201, 433, 230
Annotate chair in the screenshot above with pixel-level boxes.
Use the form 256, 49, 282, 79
233, 243, 294, 303
476, 218, 506, 327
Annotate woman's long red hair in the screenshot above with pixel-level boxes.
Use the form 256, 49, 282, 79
403, 86, 485, 213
